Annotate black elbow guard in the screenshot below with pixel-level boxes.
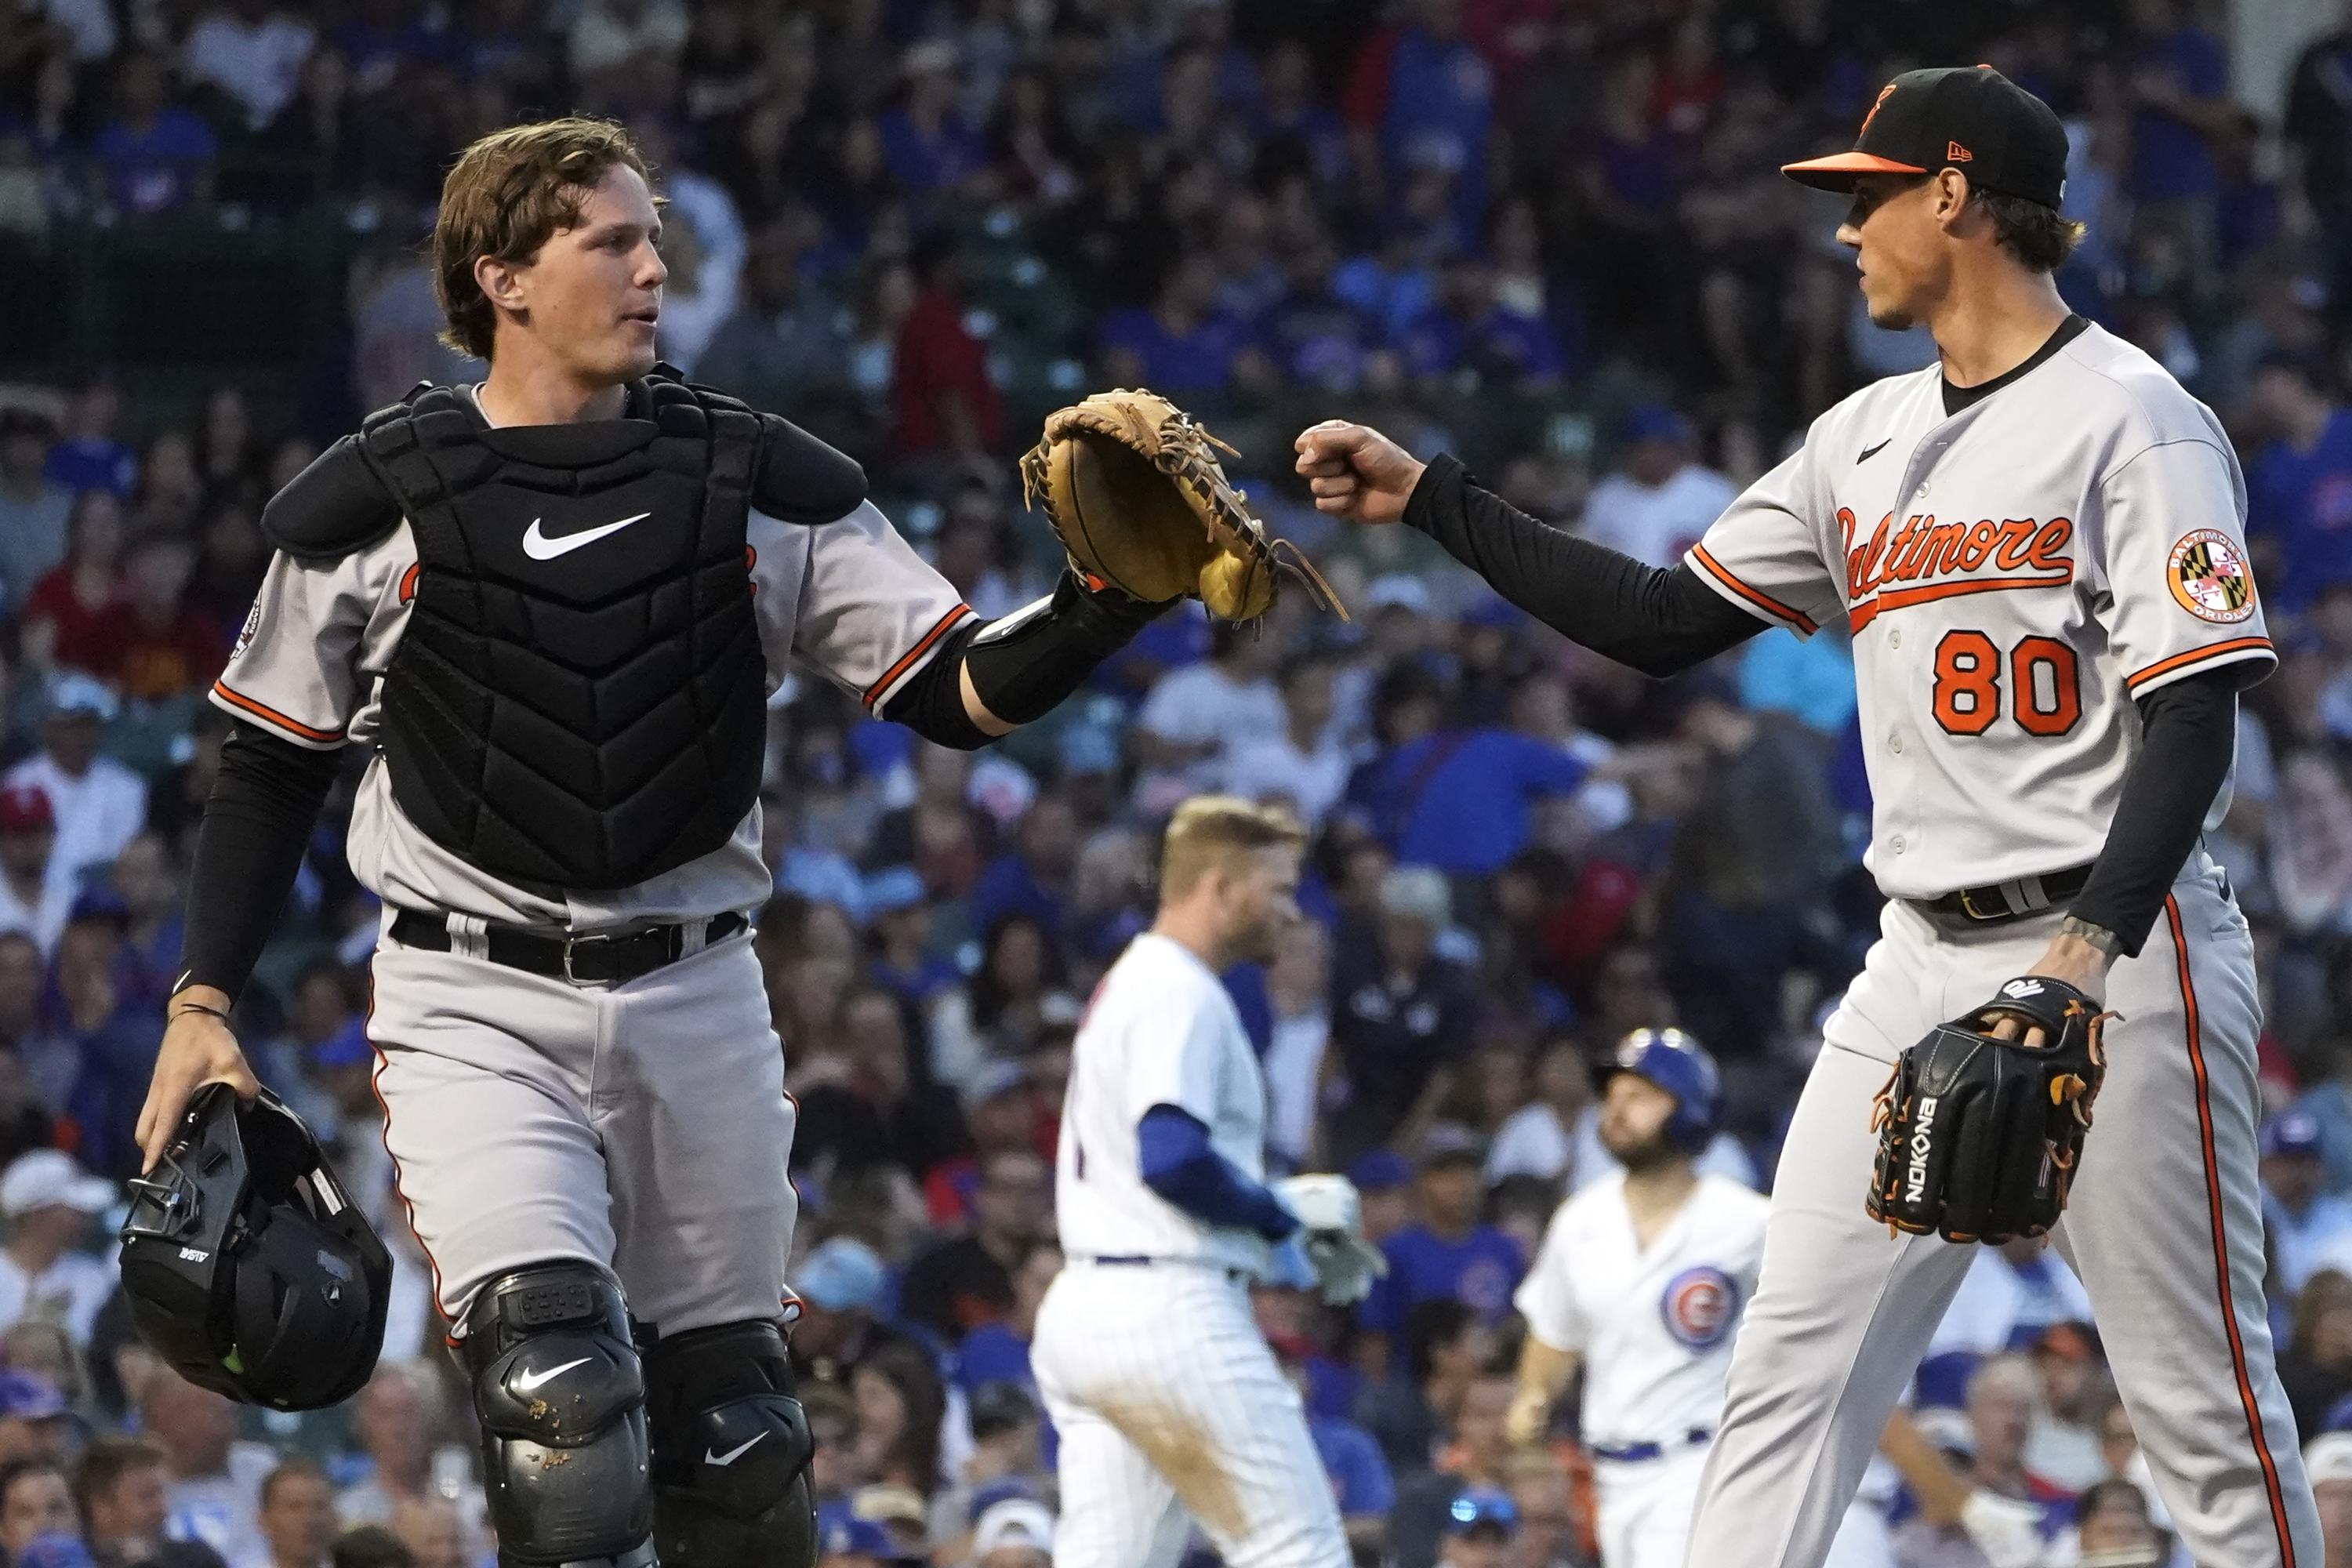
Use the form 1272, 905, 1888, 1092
961, 572, 1164, 724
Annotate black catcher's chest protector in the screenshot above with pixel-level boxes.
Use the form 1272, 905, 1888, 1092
357, 376, 765, 891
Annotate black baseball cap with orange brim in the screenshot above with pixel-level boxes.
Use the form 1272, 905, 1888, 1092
1782, 65, 2069, 211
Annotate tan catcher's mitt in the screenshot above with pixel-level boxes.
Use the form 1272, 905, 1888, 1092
1021, 388, 1348, 622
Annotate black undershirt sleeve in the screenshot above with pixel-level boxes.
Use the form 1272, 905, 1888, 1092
2066, 666, 2245, 957
1402, 454, 1764, 677
174, 722, 343, 1000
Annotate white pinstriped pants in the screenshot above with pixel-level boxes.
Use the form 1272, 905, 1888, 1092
1034, 1261, 1349, 1568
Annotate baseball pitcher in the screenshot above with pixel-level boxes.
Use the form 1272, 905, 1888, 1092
1297, 65, 2317, 1568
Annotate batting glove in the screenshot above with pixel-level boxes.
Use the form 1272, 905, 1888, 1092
1274, 1175, 1388, 1306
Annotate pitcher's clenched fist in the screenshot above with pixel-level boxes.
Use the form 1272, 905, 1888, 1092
1293, 421, 1426, 524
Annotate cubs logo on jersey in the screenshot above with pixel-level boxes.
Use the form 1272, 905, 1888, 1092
1661, 1265, 1738, 1349
2167, 529, 2256, 624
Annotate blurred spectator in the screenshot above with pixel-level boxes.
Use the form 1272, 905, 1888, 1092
2271, 1113, 2352, 1294
2024, 1323, 2112, 1492
1349, 670, 1592, 878
929, 1381, 1048, 1545
93, 53, 218, 217
1397, 258, 1564, 393
849, 1341, 947, 1494
243, 1459, 335, 1568
2282, 1269, 2352, 1437
2068, 1475, 2166, 1565
0, 411, 71, 614
968, 1495, 1052, 1568
1345, 0, 1494, 220
1135, 622, 1285, 789
2287, 11, 2352, 322
891, 240, 1004, 459
73, 1435, 227, 1568
40, 385, 134, 502
332, 1364, 488, 1564
789, 985, 964, 1181
922, 1061, 1037, 1229
694, 218, 848, 425
114, 533, 225, 706
382, 1501, 460, 1568
1215, 651, 1352, 828
898, 1149, 1049, 1344
0, 1151, 115, 1348
815, 1512, 892, 1568
2307, 1430, 2352, 1565
45, 891, 169, 1180
1504, 1448, 1579, 1568
0, 1459, 80, 1557
23, 492, 130, 681
0, 789, 74, 959
1387, 1369, 1516, 1568
141, 1377, 270, 1555
1098, 253, 1264, 397
787, 1236, 898, 1388
566, 0, 687, 88
880, 42, 985, 197
9, 677, 147, 886
1261, 920, 1332, 1172
928, 913, 1075, 1091
1434, 1486, 1516, 1568
1581, 406, 1737, 569
1325, 869, 1480, 1159
2125, 0, 2236, 290
953, 1239, 1057, 1399
1967, 1355, 2074, 1519
1358, 1131, 1524, 1375
0, 1372, 71, 1468
2248, 353, 2352, 610
181, 0, 314, 130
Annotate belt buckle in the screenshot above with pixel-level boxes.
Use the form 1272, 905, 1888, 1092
561, 932, 621, 985
1957, 885, 1992, 921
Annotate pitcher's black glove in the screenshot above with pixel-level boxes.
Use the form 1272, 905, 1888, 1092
1867, 976, 2109, 1244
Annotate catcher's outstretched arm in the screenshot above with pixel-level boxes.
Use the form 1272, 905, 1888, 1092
878, 569, 1163, 749
1401, 456, 1762, 677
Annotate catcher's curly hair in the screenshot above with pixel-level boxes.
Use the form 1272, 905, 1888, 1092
1160, 796, 1306, 900
432, 118, 655, 360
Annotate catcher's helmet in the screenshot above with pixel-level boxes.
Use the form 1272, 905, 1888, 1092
118, 1084, 392, 1410
1596, 1029, 1722, 1153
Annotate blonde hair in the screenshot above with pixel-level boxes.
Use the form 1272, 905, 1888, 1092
432, 118, 653, 359
1159, 796, 1305, 901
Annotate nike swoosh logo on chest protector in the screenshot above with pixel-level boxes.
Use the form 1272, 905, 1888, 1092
522, 511, 652, 561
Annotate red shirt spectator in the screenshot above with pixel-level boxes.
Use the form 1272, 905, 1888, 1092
23, 491, 132, 683
891, 248, 1002, 458
114, 533, 226, 702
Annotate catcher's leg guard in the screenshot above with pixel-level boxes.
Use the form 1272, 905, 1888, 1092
643, 1319, 818, 1568
459, 1264, 655, 1568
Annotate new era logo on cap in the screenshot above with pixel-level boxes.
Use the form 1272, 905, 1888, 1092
1781, 65, 2068, 210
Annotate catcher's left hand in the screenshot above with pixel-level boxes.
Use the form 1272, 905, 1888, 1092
1022, 389, 1347, 623
1866, 976, 2109, 1244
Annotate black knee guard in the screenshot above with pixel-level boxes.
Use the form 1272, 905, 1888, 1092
459, 1264, 656, 1568
642, 1319, 818, 1568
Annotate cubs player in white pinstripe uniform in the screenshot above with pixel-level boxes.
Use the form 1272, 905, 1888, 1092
1034, 797, 1384, 1568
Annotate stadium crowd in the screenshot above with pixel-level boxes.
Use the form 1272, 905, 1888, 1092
3, 0, 2352, 1563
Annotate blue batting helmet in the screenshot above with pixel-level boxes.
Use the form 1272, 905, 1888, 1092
1596, 1028, 1722, 1153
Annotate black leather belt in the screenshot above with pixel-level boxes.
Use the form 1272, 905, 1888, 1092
1086, 1254, 1251, 1286
388, 909, 746, 985
1916, 862, 2094, 926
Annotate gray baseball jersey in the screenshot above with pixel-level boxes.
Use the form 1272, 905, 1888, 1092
1674, 323, 2316, 1568
217, 388, 969, 1334
1684, 320, 2271, 898
215, 493, 967, 927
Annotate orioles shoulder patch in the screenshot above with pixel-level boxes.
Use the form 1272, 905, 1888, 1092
2167, 528, 2256, 624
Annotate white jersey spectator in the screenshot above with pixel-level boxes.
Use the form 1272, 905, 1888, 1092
0, 786, 77, 959
181, 0, 315, 129
0, 1149, 118, 1347
1580, 405, 1737, 568
6, 675, 147, 887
